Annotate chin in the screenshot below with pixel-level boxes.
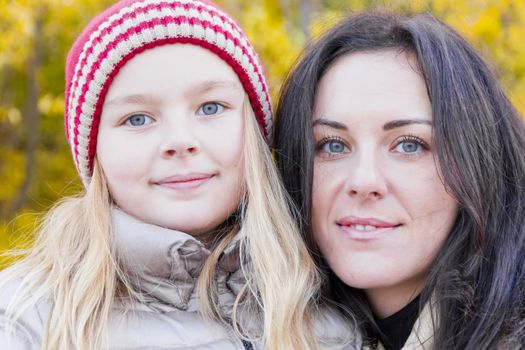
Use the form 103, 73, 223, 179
167, 217, 225, 235
334, 268, 389, 290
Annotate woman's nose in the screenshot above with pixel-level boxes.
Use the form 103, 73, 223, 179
343, 151, 387, 200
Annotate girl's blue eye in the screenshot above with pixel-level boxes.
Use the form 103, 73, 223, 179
198, 102, 224, 116
125, 114, 154, 127
319, 139, 348, 155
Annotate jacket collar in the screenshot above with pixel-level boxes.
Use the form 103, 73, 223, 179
362, 302, 434, 350
111, 208, 244, 313
403, 302, 434, 349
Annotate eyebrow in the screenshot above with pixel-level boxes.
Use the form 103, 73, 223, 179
313, 117, 432, 131
383, 119, 432, 130
104, 94, 161, 107
192, 80, 242, 94
104, 80, 242, 108
312, 118, 348, 130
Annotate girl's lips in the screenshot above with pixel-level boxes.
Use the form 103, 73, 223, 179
154, 173, 214, 190
336, 216, 401, 241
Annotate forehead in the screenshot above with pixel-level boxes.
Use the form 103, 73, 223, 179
313, 50, 431, 126
105, 44, 243, 100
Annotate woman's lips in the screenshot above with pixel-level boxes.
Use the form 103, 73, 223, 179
336, 216, 401, 241
154, 173, 214, 190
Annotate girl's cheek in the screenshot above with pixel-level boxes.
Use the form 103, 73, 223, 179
202, 115, 244, 166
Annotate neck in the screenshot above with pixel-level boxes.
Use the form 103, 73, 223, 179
365, 275, 425, 318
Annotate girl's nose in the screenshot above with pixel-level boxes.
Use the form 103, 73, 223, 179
159, 118, 200, 158
343, 151, 387, 201
161, 142, 199, 157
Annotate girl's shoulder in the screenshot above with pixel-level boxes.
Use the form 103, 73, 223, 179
313, 303, 363, 349
0, 269, 49, 350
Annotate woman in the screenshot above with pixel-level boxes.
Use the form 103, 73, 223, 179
274, 12, 525, 350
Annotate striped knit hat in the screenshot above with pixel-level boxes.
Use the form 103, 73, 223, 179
65, 0, 272, 185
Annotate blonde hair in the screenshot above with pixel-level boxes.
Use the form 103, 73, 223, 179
1, 160, 118, 349
198, 99, 322, 349
0, 98, 322, 349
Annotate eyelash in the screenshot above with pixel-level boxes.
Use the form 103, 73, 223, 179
391, 135, 429, 155
118, 101, 227, 123
197, 101, 228, 115
315, 134, 429, 155
315, 135, 349, 156
122, 113, 155, 127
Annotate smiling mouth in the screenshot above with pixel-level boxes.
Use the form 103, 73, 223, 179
338, 224, 401, 241
154, 174, 215, 190
348, 224, 383, 232
336, 216, 402, 241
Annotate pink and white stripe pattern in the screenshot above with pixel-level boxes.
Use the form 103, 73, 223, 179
65, 0, 272, 185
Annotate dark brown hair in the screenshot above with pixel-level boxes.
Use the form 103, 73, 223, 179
274, 12, 525, 349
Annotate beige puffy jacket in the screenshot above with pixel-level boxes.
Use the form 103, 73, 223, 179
0, 209, 360, 349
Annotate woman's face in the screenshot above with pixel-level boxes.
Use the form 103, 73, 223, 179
311, 50, 458, 317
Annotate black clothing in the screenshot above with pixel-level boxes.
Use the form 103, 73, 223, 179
375, 296, 421, 350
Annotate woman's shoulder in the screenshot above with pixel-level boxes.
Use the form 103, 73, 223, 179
0, 269, 49, 350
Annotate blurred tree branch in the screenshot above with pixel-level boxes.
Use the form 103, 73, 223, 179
6, 5, 46, 219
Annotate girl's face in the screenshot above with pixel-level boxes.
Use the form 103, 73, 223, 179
97, 45, 244, 239
311, 50, 458, 317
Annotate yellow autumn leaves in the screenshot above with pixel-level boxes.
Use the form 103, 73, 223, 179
1, 0, 524, 267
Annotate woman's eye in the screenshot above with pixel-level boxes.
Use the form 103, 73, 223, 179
197, 102, 224, 116
393, 137, 427, 155
319, 139, 348, 155
124, 114, 154, 127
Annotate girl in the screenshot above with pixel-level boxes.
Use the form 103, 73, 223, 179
0, 0, 358, 349
274, 12, 525, 350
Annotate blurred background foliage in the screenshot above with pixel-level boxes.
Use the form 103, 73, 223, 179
1, 0, 524, 267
